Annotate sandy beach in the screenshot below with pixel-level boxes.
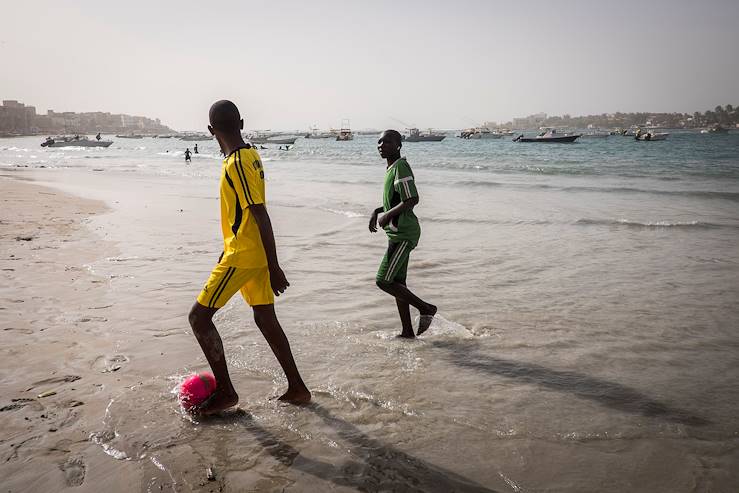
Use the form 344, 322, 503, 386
1, 134, 738, 492
0, 174, 146, 490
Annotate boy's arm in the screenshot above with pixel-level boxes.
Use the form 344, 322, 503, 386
369, 206, 384, 232
250, 204, 289, 296
378, 197, 419, 228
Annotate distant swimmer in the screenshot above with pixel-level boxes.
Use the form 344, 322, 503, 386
369, 129, 436, 338
95, 132, 101, 141
194, 144, 199, 154
185, 148, 192, 163
186, 99, 311, 414
260, 145, 267, 150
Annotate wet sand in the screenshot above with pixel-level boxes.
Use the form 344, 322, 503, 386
0, 174, 146, 491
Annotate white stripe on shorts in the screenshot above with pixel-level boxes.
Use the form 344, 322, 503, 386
385, 241, 408, 282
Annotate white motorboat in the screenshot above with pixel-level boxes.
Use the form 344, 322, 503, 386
250, 135, 298, 145
634, 129, 669, 141
404, 128, 446, 142
581, 131, 610, 138
41, 136, 113, 147
336, 119, 353, 141
305, 126, 336, 139
462, 128, 503, 139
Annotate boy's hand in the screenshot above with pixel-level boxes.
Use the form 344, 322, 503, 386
378, 213, 391, 228
369, 211, 379, 232
269, 266, 290, 296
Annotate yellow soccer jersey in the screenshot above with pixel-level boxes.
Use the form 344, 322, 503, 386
218, 146, 268, 268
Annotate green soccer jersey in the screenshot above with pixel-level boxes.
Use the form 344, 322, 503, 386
383, 157, 421, 245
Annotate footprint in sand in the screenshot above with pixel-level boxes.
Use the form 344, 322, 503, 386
91, 354, 129, 373
26, 375, 81, 392
59, 456, 86, 487
3, 327, 33, 334
0, 398, 43, 412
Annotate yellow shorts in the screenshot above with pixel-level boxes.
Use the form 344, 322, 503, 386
196, 264, 274, 308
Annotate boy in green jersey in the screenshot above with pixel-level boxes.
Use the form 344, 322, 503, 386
369, 130, 437, 338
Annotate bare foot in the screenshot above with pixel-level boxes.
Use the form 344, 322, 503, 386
277, 386, 312, 405
417, 304, 437, 336
396, 332, 415, 339
194, 389, 239, 415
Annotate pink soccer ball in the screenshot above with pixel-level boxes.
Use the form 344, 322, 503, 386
179, 372, 217, 411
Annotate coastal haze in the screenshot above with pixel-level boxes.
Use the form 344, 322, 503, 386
2, 0, 739, 130
1, 2, 739, 493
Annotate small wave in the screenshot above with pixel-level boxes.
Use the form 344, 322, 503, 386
319, 207, 364, 218
575, 218, 724, 229
560, 186, 739, 202
105, 256, 160, 263
423, 217, 552, 226
450, 180, 504, 188
418, 315, 474, 339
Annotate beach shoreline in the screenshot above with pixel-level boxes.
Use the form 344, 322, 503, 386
1, 157, 738, 492
0, 173, 150, 491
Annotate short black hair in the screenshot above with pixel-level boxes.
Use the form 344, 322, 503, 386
209, 100, 241, 132
381, 129, 403, 146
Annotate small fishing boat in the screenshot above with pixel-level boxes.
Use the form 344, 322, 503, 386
404, 128, 446, 142
253, 137, 297, 145
179, 133, 213, 141
41, 136, 113, 147
461, 128, 503, 139
700, 124, 729, 134
305, 126, 336, 139
247, 132, 297, 145
336, 119, 353, 141
634, 129, 669, 141
513, 129, 581, 143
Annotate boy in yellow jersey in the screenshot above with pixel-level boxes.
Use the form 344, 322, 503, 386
369, 130, 437, 338
188, 100, 310, 414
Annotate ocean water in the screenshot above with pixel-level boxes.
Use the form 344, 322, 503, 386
2, 133, 739, 491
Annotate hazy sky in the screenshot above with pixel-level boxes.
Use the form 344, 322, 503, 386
2, 0, 738, 131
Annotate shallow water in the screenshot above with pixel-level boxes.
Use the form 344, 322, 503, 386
2, 133, 739, 491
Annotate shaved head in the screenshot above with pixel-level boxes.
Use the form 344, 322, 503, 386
209, 100, 242, 133
381, 129, 403, 146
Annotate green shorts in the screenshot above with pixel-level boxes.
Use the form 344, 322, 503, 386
377, 240, 414, 284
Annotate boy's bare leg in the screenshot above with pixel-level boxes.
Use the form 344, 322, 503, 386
395, 297, 415, 338
253, 304, 311, 404
376, 280, 437, 335
188, 302, 239, 414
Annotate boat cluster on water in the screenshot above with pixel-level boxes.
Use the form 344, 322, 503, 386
38, 122, 732, 148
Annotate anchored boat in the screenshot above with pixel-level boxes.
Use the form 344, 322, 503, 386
513, 129, 581, 143
404, 128, 446, 142
41, 136, 113, 148
336, 119, 353, 141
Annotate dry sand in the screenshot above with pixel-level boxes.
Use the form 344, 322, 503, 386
0, 174, 145, 492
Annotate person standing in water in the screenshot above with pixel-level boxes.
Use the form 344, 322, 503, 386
194, 144, 199, 154
187, 100, 311, 414
369, 130, 436, 338
184, 148, 192, 163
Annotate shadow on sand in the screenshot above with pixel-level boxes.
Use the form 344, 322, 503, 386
209, 404, 497, 493
433, 339, 709, 426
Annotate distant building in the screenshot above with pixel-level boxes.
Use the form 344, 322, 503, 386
512, 113, 547, 129
0, 100, 37, 134
0, 99, 173, 136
